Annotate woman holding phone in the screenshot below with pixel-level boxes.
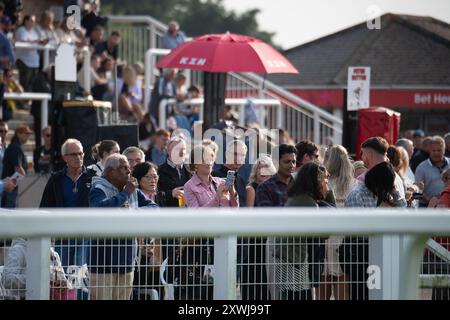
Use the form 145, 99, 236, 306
184, 144, 239, 208
178, 144, 238, 300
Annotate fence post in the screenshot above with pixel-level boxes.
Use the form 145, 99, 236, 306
398, 234, 428, 300
369, 234, 428, 300
369, 235, 400, 299
26, 237, 50, 300
150, 24, 157, 50
313, 112, 320, 144
41, 99, 48, 144
83, 48, 91, 94
214, 235, 237, 300
276, 104, 283, 129
159, 99, 167, 129
238, 103, 245, 127
43, 47, 50, 70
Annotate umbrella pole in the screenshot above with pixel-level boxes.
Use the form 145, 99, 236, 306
203, 72, 227, 128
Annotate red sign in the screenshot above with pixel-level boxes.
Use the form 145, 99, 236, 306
289, 89, 450, 109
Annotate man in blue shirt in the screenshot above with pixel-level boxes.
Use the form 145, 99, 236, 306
89, 153, 158, 300
0, 16, 15, 69
161, 20, 186, 50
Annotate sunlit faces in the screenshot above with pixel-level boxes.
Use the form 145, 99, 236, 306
63, 143, 84, 169
430, 142, 445, 164
126, 151, 143, 170
278, 153, 296, 177
139, 167, 159, 194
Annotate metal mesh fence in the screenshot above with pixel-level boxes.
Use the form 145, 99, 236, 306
1, 235, 449, 300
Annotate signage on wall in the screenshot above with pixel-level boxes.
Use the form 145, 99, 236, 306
347, 67, 371, 111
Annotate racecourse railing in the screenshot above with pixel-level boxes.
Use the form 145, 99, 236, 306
0, 208, 449, 300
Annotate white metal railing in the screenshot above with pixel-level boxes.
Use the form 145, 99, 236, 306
14, 42, 57, 70
4, 92, 51, 142
157, 97, 281, 130
107, 15, 167, 64
1, 208, 449, 300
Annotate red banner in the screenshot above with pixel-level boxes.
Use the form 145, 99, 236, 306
289, 89, 450, 109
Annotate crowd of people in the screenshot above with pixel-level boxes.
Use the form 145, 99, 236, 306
0, 125, 448, 300
0, 1, 449, 302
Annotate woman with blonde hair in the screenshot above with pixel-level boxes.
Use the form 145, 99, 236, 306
180, 144, 238, 299
318, 144, 355, 300
325, 145, 356, 206
246, 154, 277, 207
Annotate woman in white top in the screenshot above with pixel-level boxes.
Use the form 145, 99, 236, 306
87, 140, 120, 176
319, 145, 355, 300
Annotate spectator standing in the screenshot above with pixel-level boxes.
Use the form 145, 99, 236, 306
87, 139, 120, 176
256, 144, 297, 207
212, 139, 248, 206
411, 136, 433, 173
146, 129, 170, 166
39, 138, 96, 299
89, 154, 158, 300
123, 146, 145, 171
240, 154, 276, 300
30, 65, 52, 147
0, 16, 15, 69
255, 144, 296, 300
161, 20, 186, 50
318, 145, 355, 300
396, 138, 415, 183
182, 144, 238, 299
14, 15, 41, 91
273, 163, 330, 300
344, 161, 405, 300
117, 65, 144, 122
295, 140, 319, 170
415, 136, 450, 206
132, 161, 165, 299
81, 0, 108, 38
33, 126, 53, 174
35, 10, 59, 47
157, 136, 191, 207
246, 154, 277, 207
2, 124, 31, 208
149, 68, 176, 121
0, 120, 9, 177
95, 31, 121, 61
358, 137, 406, 205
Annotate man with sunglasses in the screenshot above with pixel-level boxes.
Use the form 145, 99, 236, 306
40, 138, 97, 299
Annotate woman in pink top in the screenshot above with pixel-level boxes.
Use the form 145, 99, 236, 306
184, 144, 239, 208
178, 144, 238, 299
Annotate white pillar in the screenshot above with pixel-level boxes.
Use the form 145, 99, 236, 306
214, 235, 237, 300
26, 237, 51, 300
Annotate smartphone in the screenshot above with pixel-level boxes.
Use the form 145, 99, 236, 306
412, 192, 423, 200
226, 170, 235, 190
